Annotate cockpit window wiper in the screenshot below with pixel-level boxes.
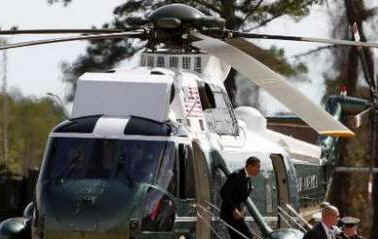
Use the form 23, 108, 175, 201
55, 150, 84, 181
115, 154, 134, 187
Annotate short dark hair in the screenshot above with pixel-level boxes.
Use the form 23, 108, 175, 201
246, 156, 260, 167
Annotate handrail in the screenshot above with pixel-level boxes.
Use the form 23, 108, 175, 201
197, 203, 264, 239
285, 204, 312, 231
204, 200, 265, 239
277, 206, 307, 233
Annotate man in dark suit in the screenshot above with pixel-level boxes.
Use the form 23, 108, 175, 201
220, 156, 261, 239
303, 205, 340, 239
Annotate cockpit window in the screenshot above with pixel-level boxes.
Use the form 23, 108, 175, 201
44, 137, 172, 185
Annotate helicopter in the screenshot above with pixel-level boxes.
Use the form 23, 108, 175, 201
0, 3, 377, 239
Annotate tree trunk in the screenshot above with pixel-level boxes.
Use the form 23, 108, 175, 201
220, 0, 239, 107
327, 117, 373, 237
327, 1, 375, 237
371, 109, 378, 238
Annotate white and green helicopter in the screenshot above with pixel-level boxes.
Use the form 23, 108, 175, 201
0, 3, 376, 239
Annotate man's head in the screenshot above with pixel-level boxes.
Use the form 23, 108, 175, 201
341, 217, 360, 236
321, 205, 340, 227
245, 157, 260, 177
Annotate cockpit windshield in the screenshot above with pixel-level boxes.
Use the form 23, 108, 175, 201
43, 137, 172, 185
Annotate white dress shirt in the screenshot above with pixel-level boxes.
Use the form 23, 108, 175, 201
321, 222, 335, 239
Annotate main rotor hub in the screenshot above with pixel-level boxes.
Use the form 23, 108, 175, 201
147, 4, 225, 30
141, 4, 225, 51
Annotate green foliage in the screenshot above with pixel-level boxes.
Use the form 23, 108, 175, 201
48, 0, 324, 102
0, 93, 65, 175
268, 45, 308, 76
252, 0, 324, 27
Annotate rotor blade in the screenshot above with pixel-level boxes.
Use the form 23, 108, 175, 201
0, 32, 145, 50
0, 29, 130, 35
233, 32, 378, 48
191, 32, 354, 137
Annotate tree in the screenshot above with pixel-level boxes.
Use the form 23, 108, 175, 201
0, 92, 66, 176
50, 0, 323, 105
322, 1, 377, 238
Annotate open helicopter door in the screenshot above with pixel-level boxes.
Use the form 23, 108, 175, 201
192, 140, 212, 239
270, 154, 290, 228
137, 141, 179, 239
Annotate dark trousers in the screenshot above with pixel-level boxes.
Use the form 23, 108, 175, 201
225, 218, 252, 239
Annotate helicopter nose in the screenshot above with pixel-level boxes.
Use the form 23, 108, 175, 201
41, 179, 144, 238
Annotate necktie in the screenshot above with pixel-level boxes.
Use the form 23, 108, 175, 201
329, 230, 335, 239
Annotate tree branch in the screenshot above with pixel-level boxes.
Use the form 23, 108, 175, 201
242, 13, 283, 32
291, 45, 335, 59
241, 0, 264, 23
235, 0, 254, 10
194, 0, 221, 14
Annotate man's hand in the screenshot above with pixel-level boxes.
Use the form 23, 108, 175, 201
232, 208, 244, 220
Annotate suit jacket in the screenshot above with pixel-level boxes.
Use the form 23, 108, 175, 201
337, 234, 366, 239
303, 223, 329, 239
220, 168, 252, 221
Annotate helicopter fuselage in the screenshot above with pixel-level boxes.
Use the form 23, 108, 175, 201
0, 54, 325, 239
0, 2, 375, 239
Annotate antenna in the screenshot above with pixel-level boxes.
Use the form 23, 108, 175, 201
47, 92, 68, 118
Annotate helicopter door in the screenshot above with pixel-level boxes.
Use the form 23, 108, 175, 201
270, 154, 290, 228
139, 143, 177, 238
192, 140, 211, 239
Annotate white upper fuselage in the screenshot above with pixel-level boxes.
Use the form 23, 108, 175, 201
71, 52, 322, 168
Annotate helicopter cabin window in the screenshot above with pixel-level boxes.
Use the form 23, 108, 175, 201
199, 119, 205, 131
157, 56, 165, 67
194, 56, 202, 73
169, 56, 178, 68
182, 56, 191, 70
198, 83, 215, 110
147, 55, 154, 67
213, 91, 238, 135
198, 83, 238, 136
141, 54, 146, 66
